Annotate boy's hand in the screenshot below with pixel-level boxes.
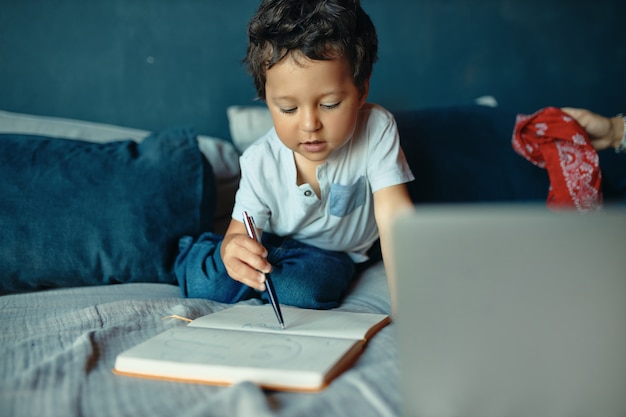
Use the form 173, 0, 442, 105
220, 223, 272, 292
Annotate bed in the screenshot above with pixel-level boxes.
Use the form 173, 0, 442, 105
0, 107, 403, 417
3, 104, 625, 417
1, 256, 396, 417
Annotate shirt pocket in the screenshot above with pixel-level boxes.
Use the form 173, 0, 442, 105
329, 176, 366, 217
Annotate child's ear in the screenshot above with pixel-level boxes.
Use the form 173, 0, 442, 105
359, 78, 370, 107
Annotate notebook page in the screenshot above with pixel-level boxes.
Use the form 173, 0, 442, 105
115, 326, 360, 389
188, 305, 389, 340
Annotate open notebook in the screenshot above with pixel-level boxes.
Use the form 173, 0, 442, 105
114, 304, 389, 392
391, 204, 626, 417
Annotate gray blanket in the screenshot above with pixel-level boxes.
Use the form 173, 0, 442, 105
0, 262, 400, 417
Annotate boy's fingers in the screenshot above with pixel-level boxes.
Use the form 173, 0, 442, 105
222, 233, 271, 291
226, 260, 265, 290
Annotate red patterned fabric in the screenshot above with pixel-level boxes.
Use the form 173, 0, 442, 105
512, 107, 602, 212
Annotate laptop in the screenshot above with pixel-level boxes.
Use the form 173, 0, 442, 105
391, 204, 626, 417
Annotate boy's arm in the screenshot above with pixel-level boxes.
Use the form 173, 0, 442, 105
373, 183, 414, 313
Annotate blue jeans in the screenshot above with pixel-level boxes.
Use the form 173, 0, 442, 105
175, 232, 358, 309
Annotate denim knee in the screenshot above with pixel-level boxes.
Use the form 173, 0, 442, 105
262, 234, 356, 309
175, 232, 356, 309
175, 233, 255, 303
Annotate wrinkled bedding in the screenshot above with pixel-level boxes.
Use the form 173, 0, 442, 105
0, 262, 400, 417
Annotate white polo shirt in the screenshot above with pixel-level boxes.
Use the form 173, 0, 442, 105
232, 103, 414, 262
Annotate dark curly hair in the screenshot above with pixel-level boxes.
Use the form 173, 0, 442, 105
244, 0, 378, 100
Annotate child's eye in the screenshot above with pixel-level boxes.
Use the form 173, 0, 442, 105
279, 107, 297, 114
321, 102, 341, 110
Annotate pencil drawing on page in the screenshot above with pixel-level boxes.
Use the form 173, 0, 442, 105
159, 327, 306, 366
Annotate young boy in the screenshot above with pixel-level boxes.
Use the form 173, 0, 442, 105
175, 0, 415, 309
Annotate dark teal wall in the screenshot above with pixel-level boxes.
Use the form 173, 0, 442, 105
367, 0, 625, 115
1, 0, 624, 140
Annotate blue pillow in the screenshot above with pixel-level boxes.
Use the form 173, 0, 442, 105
596, 148, 626, 202
0, 128, 216, 294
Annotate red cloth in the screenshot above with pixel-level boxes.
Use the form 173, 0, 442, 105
512, 107, 602, 212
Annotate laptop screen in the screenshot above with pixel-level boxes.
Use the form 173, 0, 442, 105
391, 204, 626, 417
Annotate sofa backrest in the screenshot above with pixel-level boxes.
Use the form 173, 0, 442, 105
396, 106, 626, 204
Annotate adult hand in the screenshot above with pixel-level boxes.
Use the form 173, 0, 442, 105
562, 107, 624, 151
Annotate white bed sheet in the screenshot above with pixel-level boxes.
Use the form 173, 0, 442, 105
0, 262, 400, 417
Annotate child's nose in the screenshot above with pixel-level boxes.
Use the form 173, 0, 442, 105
300, 108, 321, 132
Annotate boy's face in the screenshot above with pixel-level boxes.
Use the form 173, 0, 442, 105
264, 53, 368, 165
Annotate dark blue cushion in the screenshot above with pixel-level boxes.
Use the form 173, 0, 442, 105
0, 128, 216, 294
395, 105, 549, 204
596, 148, 626, 202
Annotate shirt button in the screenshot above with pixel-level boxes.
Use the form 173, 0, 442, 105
304, 190, 312, 197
